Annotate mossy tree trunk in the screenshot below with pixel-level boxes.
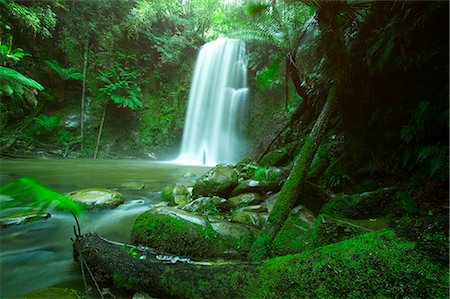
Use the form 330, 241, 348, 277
249, 84, 336, 261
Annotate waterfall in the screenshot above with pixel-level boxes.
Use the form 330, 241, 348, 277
176, 38, 248, 166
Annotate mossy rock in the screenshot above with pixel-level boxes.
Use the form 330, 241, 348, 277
182, 196, 224, 215
229, 179, 280, 197
192, 165, 238, 198
67, 188, 124, 209
0, 212, 51, 228
131, 207, 255, 259
321, 187, 399, 219
297, 181, 329, 214
161, 184, 190, 205
15, 288, 85, 299
272, 205, 316, 256
311, 214, 389, 247
230, 209, 268, 228
224, 193, 263, 210
259, 148, 289, 167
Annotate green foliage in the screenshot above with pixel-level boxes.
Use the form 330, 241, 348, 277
254, 167, 266, 181
32, 114, 78, 146
0, 36, 30, 66
44, 60, 83, 81
5, 1, 57, 38
98, 65, 142, 110
0, 66, 44, 106
0, 177, 84, 216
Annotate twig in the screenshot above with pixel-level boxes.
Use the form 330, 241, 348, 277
83, 259, 105, 299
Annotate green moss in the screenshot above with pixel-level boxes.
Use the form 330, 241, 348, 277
257, 230, 448, 298
131, 210, 251, 259
259, 148, 289, 167
14, 288, 86, 299
272, 213, 313, 255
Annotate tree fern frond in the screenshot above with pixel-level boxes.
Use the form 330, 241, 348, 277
0, 66, 44, 91
0, 177, 84, 216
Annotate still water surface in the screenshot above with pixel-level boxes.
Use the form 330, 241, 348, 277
0, 159, 208, 298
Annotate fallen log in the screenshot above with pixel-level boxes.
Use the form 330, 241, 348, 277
73, 230, 448, 298
74, 233, 260, 298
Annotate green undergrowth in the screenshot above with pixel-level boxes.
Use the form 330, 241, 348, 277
258, 229, 448, 298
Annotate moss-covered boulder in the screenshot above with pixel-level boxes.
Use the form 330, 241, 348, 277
223, 193, 263, 209
131, 207, 255, 259
15, 288, 84, 299
120, 182, 146, 191
182, 196, 225, 215
192, 165, 238, 198
321, 187, 400, 219
67, 188, 124, 209
311, 214, 389, 247
272, 205, 316, 256
259, 147, 290, 167
230, 206, 268, 228
230, 179, 281, 197
297, 181, 329, 214
161, 183, 190, 206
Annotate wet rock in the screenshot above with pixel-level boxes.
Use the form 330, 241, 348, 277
321, 187, 399, 218
183, 171, 197, 178
272, 205, 316, 255
131, 206, 255, 259
174, 194, 191, 208
67, 188, 124, 209
230, 209, 268, 228
182, 196, 225, 215
259, 147, 291, 167
132, 291, 154, 299
221, 193, 263, 210
235, 161, 260, 180
192, 164, 238, 198
230, 179, 280, 197
161, 183, 190, 205
16, 287, 84, 299
312, 214, 388, 247
0, 212, 51, 228
261, 192, 279, 213
121, 182, 146, 190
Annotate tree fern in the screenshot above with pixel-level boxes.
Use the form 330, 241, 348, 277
0, 177, 84, 217
44, 60, 83, 81
0, 66, 44, 91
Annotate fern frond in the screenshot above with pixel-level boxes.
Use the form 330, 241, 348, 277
0, 177, 84, 216
0, 66, 44, 91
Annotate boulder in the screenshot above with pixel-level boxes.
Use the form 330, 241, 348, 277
272, 205, 316, 256
182, 196, 225, 215
192, 165, 238, 198
231, 209, 268, 228
222, 193, 263, 210
311, 214, 388, 247
321, 187, 399, 218
229, 179, 280, 197
161, 184, 190, 205
67, 188, 124, 209
0, 212, 51, 228
131, 207, 255, 259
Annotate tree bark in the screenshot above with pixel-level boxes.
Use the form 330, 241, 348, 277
249, 84, 336, 261
74, 233, 260, 298
80, 44, 88, 155
93, 104, 107, 159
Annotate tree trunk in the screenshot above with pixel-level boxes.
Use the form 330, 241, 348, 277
248, 84, 336, 261
74, 233, 260, 298
93, 104, 107, 159
80, 44, 88, 155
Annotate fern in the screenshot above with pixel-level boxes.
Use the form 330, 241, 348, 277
44, 60, 83, 81
0, 177, 84, 216
0, 66, 44, 91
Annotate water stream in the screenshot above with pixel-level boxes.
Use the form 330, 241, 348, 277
0, 159, 208, 298
176, 38, 249, 166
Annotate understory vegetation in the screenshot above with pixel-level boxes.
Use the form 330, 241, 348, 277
0, 0, 448, 298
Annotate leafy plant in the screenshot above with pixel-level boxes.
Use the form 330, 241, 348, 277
0, 66, 44, 106
44, 60, 83, 81
0, 177, 84, 217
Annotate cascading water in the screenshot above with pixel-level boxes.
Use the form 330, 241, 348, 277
176, 38, 248, 166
